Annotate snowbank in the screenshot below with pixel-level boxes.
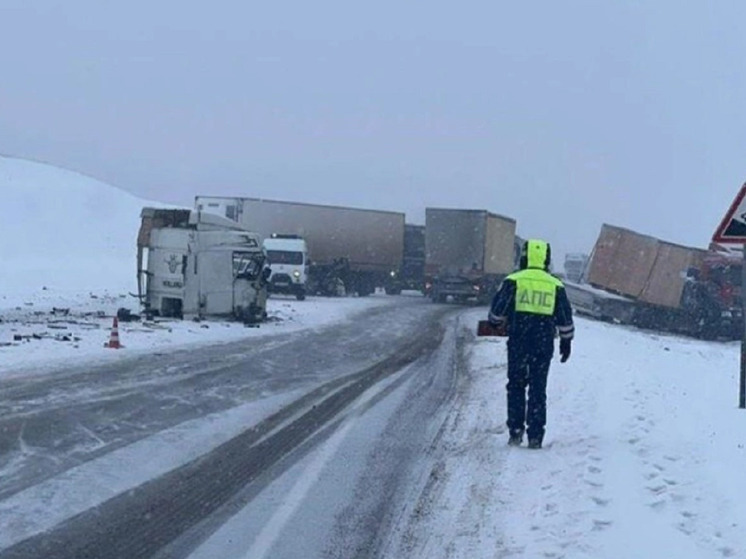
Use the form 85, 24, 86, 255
0, 155, 172, 299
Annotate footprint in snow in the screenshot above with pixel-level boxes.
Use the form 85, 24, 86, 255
649, 499, 666, 510
591, 496, 611, 507
592, 519, 613, 531
647, 484, 667, 495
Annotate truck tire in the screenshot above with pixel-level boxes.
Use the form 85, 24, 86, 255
296, 288, 306, 301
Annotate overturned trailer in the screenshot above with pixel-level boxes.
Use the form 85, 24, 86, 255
136, 208, 270, 323
569, 224, 742, 339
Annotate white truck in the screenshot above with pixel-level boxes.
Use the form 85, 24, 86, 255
262, 235, 309, 300
194, 196, 405, 296
136, 208, 270, 323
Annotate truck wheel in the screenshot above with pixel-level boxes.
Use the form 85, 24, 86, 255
296, 289, 306, 301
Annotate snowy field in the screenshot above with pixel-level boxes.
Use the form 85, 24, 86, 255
391, 310, 745, 559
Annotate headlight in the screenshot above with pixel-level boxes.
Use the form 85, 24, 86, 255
390, 271, 397, 278
473, 285, 481, 291
293, 270, 301, 278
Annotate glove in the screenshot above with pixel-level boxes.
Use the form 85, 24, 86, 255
559, 338, 571, 363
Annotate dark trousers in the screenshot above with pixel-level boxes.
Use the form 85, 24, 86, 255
506, 345, 552, 441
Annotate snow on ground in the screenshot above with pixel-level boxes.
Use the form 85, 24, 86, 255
0, 155, 168, 297
0, 292, 394, 378
0, 156, 397, 378
394, 311, 745, 559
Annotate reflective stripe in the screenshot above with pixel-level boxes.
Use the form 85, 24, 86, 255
558, 325, 575, 339
489, 311, 506, 323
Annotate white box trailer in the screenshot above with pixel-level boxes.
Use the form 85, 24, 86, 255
137, 208, 270, 322
195, 196, 405, 296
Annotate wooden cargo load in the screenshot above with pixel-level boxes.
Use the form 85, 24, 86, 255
587, 224, 706, 309
640, 242, 707, 308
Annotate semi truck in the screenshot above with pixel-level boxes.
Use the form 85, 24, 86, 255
195, 196, 405, 296
136, 207, 270, 323
566, 223, 742, 339
424, 208, 517, 304
563, 253, 589, 283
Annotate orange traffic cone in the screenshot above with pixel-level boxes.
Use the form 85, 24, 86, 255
105, 317, 123, 349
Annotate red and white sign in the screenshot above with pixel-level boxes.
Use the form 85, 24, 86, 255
713, 183, 746, 244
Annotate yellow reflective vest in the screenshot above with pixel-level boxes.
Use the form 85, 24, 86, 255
506, 268, 564, 316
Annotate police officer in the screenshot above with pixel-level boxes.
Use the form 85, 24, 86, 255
488, 239, 574, 449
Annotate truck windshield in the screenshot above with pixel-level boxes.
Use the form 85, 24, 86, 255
266, 250, 303, 265
233, 252, 264, 280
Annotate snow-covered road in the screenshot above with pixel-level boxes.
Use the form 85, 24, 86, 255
2, 299, 746, 559
0, 296, 453, 557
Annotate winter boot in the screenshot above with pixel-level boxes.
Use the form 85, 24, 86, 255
508, 429, 524, 446
527, 438, 542, 449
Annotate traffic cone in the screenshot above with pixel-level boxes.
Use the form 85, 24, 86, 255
105, 317, 123, 349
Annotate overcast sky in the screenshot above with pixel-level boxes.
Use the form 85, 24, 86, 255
2, 1, 745, 258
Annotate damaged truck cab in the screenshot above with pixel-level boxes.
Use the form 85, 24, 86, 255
137, 208, 270, 323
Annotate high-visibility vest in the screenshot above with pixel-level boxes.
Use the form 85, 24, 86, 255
507, 268, 563, 316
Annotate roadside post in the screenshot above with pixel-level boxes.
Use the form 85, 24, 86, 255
712, 183, 746, 408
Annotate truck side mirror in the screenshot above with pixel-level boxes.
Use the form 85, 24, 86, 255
262, 267, 272, 281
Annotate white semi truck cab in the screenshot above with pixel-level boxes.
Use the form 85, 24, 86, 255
263, 235, 308, 300
137, 208, 270, 323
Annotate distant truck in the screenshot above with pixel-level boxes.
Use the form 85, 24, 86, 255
567, 223, 742, 339
136, 208, 270, 323
195, 196, 405, 296
564, 253, 589, 283
263, 234, 308, 300
425, 208, 517, 304
385, 224, 426, 294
